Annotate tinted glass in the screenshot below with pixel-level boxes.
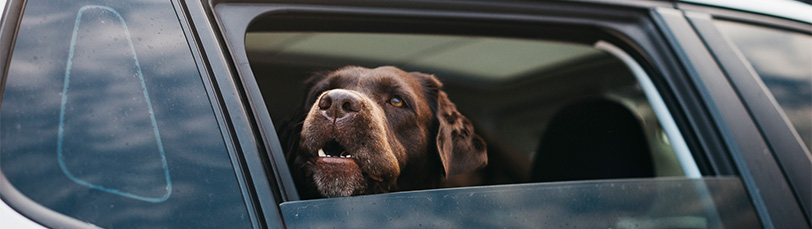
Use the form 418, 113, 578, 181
281, 177, 758, 228
715, 21, 812, 151
0, 0, 250, 227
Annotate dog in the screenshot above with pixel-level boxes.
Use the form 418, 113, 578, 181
281, 66, 487, 199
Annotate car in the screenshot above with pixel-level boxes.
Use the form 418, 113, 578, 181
1, 0, 810, 228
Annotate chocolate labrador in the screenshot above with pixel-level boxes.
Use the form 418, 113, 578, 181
281, 66, 487, 199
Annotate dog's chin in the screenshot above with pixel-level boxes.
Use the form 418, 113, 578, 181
308, 157, 367, 198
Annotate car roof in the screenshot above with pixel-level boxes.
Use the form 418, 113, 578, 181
680, 0, 812, 24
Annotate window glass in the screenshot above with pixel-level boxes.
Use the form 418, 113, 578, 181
246, 32, 689, 190
715, 21, 812, 150
0, 0, 250, 227
280, 177, 757, 228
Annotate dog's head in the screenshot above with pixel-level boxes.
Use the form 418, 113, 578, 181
285, 66, 487, 198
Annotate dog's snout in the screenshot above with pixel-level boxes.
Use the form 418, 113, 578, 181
319, 90, 362, 119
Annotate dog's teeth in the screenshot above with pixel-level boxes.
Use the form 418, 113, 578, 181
318, 149, 326, 157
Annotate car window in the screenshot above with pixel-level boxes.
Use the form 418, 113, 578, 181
0, 0, 250, 227
247, 32, 693, 188
235, 5, 763, 227
714, 20, 812, 151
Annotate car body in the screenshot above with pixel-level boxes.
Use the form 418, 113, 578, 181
0, 0, 810, 228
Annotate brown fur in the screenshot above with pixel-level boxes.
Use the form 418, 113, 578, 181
282, 66, 487, 199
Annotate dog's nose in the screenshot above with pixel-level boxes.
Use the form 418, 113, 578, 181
318, 89, 362, 119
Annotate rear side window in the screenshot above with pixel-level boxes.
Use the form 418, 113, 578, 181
247, 32, 693, 186
715, 20, 812, 151
0, 0, 250, 227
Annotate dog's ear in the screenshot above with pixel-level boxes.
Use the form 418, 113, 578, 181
435, 91, 488, 177
412, 72, 488, 177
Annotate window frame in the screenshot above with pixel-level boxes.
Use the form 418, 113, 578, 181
679, 3, 812, 224
0, 0, 22, 105
209, 0, 737, 212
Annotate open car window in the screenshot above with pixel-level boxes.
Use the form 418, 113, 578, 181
220, 3, 763, 228
244, 31, 756, 228
247, 32, 694, 186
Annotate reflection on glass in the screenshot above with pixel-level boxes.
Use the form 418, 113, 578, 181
0, 0, 249, 227
716, 21, 812, 151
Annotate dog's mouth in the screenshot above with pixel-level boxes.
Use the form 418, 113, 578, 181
316, 139, 355, 162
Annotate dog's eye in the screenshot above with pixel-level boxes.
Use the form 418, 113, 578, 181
389, 96, 405, 108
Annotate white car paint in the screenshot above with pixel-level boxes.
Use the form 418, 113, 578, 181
0, 198, 45, 228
